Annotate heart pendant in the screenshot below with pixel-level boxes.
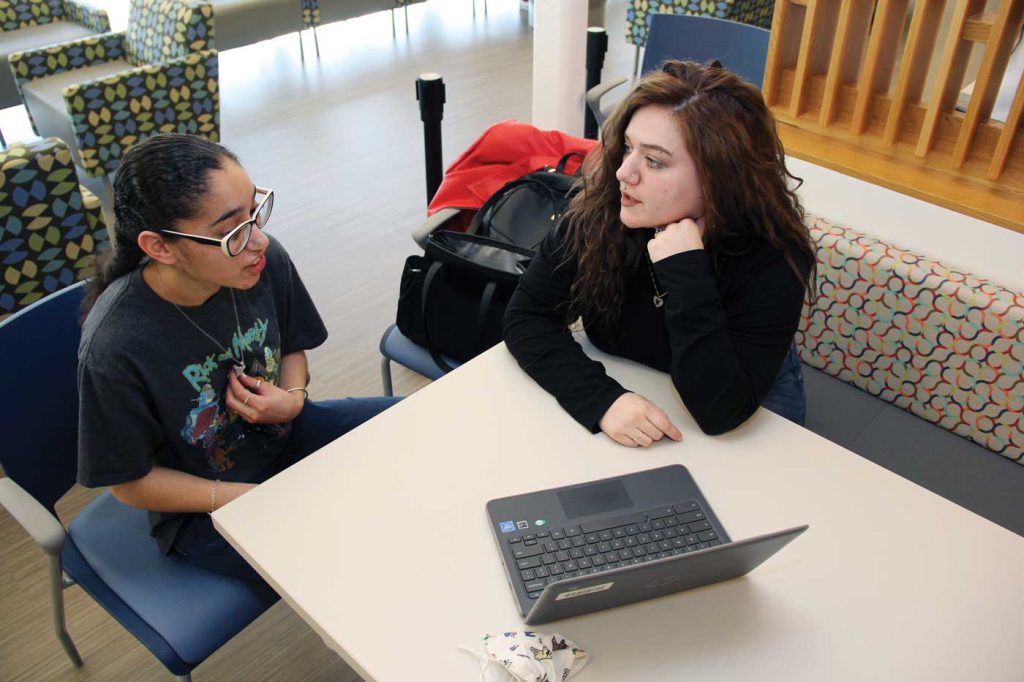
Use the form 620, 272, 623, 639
653, 295, 664, 308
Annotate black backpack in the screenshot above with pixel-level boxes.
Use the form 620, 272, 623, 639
395, 153, 582, 371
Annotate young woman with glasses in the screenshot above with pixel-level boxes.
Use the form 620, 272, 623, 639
504, 61, 816, 447
77, 133, 399, 583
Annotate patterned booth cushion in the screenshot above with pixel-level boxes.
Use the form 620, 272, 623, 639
625, 0, 774, 47
798, 216, 1024, 464
0, 137, 108, 321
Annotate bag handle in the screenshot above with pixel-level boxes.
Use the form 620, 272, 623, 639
420, 261, 457, 374
555, 151, 585, 175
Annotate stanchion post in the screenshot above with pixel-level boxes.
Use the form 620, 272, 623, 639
584, 27, 608, 140
416, 73, 446, 205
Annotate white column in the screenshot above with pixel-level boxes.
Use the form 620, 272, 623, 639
531, 0, 588, 136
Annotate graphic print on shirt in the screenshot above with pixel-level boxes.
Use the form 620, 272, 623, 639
179, 317, 282, 472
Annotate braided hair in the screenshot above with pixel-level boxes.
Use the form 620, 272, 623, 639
82, 134, 238, 315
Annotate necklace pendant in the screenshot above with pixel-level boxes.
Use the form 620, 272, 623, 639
653, 295, 664, 308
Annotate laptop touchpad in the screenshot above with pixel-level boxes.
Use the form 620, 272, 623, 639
557, 480, 633, 519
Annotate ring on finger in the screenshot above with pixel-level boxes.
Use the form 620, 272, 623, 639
255, 379, 262, 390
243, 391, 252, 406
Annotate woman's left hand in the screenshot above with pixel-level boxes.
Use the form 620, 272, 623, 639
226, 371, 304, 424
647, 217, 705, 262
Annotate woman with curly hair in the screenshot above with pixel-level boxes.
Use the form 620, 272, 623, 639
504, 60, 815, 446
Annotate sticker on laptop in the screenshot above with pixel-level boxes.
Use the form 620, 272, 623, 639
516, 520, 530, 530
555, 582, 614, 600
499, 521, 516, 533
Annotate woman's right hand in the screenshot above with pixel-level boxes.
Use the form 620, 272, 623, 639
599, 393, 683, 447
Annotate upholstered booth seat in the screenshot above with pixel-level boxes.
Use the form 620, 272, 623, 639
0, 0, 110, 109
18, 59, 133, 166
10, 0, 219, 180
1, 22, 95, 107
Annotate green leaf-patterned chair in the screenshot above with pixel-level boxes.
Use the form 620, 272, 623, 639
8, 0, 219, 182
0, 136, 107, 321
0, 0, 110, 111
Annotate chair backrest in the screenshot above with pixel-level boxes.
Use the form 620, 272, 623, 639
0, 138, 108, 321
0, 281, 85, 514
0, 0, 64, 31
642, 13, 771, 88
124, 0, 215, 66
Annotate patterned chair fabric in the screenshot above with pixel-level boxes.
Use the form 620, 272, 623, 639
0, 0, 108, 32
8, 0, 218, 178
125, 0, 214, 65
798, 216, 1024, 464
0, 137, 108, 321
626, 0, 774, 47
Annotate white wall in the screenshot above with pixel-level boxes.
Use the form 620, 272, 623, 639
790, 157, 1024, 292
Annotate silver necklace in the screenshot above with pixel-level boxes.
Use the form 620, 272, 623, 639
645, 254, 667, 308
154, 266, 246, 374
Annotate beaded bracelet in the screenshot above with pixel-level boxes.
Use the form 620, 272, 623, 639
210, 479, 220, 513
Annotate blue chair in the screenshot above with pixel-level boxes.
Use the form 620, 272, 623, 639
586, 13, 771, 131
0, 282, 278, 681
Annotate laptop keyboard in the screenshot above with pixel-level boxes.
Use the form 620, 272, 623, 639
506, 500, 723, 599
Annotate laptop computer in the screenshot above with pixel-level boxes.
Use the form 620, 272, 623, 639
486, 464, 807, 624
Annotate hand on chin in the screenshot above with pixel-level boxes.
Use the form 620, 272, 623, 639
647, 217, 705, 262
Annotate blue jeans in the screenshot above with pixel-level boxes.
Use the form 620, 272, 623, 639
172, 397, 401, 583
760, 341, 806, 426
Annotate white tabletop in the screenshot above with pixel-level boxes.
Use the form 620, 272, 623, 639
213, 341, 1024, 681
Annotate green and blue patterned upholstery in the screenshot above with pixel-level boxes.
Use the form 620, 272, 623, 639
125, 0, 214, 66
0, 137, 108, 321
301, 0, 318, 30
9, 32, 126, 85
8, 0, 219, 179
0, 0, 108, 32
626, 0, 774, 47
65, 50, 219, 175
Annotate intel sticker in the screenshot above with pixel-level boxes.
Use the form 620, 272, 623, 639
499, 521, 515, 533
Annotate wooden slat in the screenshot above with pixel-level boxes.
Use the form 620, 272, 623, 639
964, 13, 995, 42
916, 0, 987, 157
762, 0, 795, 107
883, 0, 946, 146
952, 3, 1024, 167
790, 0, 822, 117
851, 0, 910, 136
988, 63, 1024, 180
819, 0, 873, 127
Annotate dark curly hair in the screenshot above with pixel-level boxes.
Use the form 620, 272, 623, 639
565, 60, 815, 327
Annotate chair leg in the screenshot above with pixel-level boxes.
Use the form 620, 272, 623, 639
472, 0, 476, 19
633, 45, 640, 77
404, 1, 410, 33
48, 557, 82, 667
391, 7, 396, 37
0, 125, 6, 149
175, 675, 192, 682
313, 25, 321, 59
380, 357, 394, 397
299, 30, 306, 64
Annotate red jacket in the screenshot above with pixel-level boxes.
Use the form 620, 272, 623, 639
427, 120, 598, 216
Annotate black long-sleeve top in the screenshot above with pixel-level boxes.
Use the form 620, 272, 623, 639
503, 226, 810, 435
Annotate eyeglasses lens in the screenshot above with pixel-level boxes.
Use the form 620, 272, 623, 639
256, 191, 274, 227
227, 222, 252, 256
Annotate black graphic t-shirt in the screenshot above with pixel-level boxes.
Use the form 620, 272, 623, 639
77, 236, 327, 552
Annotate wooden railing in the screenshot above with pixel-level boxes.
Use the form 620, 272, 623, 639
764, 0, 1024, 233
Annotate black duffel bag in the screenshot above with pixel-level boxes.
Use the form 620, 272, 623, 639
396, 230, 534, 371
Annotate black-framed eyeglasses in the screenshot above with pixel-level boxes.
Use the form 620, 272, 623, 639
160, 186, 274, 257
